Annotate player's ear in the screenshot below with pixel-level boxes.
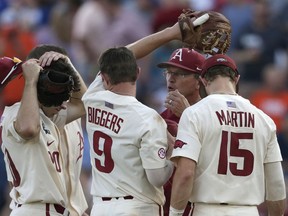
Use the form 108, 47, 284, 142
199, 77, 208, 98
100, 72, 110, 86
136, 66, 141, 79
235, 75, 240, 84
195, 75, 201, 90
235, 75, 240, 93
199, 77, 208, 86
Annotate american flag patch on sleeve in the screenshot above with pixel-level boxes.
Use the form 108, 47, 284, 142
105, 101, 114, 109
226, 101, 236, 108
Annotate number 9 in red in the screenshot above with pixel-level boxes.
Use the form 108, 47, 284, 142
93, 131, 114, 173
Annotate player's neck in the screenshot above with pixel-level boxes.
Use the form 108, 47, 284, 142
188, 94, 201, 105
208, 78, 237, 96
109, 83, 136, 97
209, 86, 237, 95
210, 91, 237, 95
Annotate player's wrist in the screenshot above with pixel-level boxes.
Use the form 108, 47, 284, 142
164, 25, 181, 41
169, 206, 184, 216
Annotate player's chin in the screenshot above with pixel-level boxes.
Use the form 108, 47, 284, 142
50, 107, 62, 116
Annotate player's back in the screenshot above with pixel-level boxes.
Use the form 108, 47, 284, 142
83, 90, 168, 205
181, 94, 282, 205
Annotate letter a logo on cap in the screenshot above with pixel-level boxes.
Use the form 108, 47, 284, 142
157, 48, 205, 73
217, 58, 227, 62
171, 49, 183, 62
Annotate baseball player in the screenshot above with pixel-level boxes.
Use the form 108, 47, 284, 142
26, 45, 88, 216
0, 47, 88, 215
170, 54, 286, 216
82, 47, 174, 216
1, 49, 88, 216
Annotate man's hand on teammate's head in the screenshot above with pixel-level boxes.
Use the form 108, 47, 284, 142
165, 90, 190, 117
21, 59, 43, 84
38, 51, 69, 67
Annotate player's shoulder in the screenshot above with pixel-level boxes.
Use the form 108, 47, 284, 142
133, 101, 165, 122
249, 101, 276, 126
82, 75, 103, 101
3, 102, 20, 114
134, 101, 160, 116
1, 102, 20, 125
185, 96, 212, 112
184, 94, 248, 115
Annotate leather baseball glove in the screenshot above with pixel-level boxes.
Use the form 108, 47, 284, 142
178, 9, 232, 55
37, 70, 74, 107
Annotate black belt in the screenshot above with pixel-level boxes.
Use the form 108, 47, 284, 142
15, 202, 69, 215
52, 204, 68, 214
15, 203, 22, 208
102, 195, 134, 201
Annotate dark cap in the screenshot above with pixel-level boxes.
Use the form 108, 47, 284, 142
201, 54, 238, 77
157, 48, 205, 74
0, 57, 22, 88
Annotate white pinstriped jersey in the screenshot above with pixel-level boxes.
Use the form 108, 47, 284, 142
82, 75, 169, 205
59, 119, 88, 215
172, 94, 283, 205
1, 103, 87, 215
1, 103, 68, 206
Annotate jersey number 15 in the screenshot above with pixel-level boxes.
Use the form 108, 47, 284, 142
218, 131, 254, 176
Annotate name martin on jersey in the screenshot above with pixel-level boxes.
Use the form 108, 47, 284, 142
87, 106, 124, 134
215, 109, 255, 128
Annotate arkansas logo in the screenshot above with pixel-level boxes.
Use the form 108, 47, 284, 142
174, 140, 187, 149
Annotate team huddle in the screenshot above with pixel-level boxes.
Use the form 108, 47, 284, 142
0, 8, 286, 216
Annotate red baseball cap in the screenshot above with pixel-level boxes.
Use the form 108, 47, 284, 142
201, 54, 238, 77
2, 74, 24, 106
0, 57, 23, 89
157, 48, 205, 74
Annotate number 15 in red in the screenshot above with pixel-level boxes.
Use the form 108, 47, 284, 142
217, 131, 254, 176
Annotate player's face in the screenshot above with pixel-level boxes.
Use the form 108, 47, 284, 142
41, 101, 68, 117
163, 67, 200, 98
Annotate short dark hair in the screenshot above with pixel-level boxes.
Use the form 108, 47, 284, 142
98, 47, 138, 85
203, 65, 237, 82
27, 44, 68, 60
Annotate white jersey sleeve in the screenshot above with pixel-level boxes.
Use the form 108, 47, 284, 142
82, 73, 103, 101
171, 108, 201, 163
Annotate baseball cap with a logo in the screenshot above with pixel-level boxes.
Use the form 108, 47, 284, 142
0, 57, 22, 89
157, 48, 205, 74
199, 54, 239, 98
201, 54, 238, 77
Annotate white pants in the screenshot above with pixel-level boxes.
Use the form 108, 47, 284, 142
192, 203, 259, 216
91, 196, 163, 216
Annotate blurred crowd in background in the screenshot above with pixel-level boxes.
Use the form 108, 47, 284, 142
0, 0, 288, 215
